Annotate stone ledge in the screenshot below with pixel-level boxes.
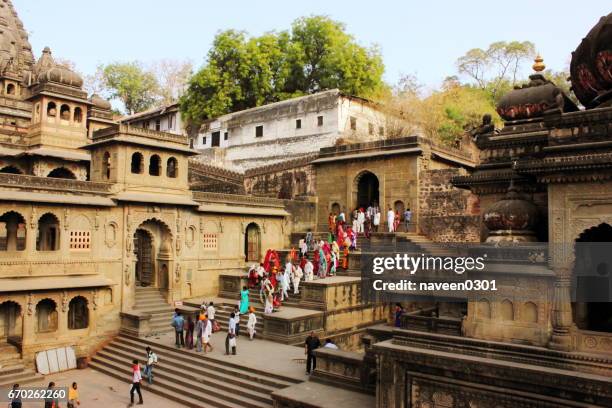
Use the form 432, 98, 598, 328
271, 381, 375, 408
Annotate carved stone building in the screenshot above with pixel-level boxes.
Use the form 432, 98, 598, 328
272, 13, 612, 408
0, 0, 287, 370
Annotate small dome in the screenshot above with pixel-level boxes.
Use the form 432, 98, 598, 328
38, 65, 83, 88
90, 94, 111, 110
570, 12, 612, 108
496, 58, 578, 122
483, 183, 539, 239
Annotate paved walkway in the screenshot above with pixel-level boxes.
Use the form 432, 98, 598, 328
143, 329, 309, 382
11, 368, 184, 408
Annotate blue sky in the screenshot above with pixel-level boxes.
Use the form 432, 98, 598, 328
13, 0, 611, 90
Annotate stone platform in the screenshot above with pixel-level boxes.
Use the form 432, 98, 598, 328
272, 381, 375, 408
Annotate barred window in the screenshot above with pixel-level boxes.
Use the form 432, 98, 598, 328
69, 230, 91, 251
203, 233, 218, 251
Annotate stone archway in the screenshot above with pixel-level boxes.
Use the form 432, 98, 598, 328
134, 229, 154, 287
245, 222, 261, 262
354, 171, 379, 210
573, 223, 612, 333
0, 301, 22, 343
133, 219, 173, 288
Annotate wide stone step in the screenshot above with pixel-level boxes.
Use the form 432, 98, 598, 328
132, 305, 174, 314
90, 358, 264, 408
118, 333, 299, 386
96, 345, 272, 405
0, 368, 42, 388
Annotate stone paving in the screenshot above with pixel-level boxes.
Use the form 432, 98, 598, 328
142, 329, 310, 382
8, 367, 184, 408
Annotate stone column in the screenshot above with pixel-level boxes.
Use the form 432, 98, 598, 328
6, 217, 17, 251
549, 266, 574, 351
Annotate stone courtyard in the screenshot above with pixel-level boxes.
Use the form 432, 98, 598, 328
0, 1, 611, 407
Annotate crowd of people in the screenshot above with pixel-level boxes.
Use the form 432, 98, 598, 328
329, 204, 412, 236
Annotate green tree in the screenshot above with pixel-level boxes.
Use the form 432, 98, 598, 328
457, 41, 536, 101
102, 62, 159, 115
180, 16, 386, 126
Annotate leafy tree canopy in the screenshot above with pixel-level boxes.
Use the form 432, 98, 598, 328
180, 15, 386, 126
102, 62, 160, 115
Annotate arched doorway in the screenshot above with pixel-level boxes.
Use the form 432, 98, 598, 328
331, 203, 341, 216
0, 301, 21, 342
356, 171, 379, 210
245, 223, 261, 262
134, 229, 154, 287
47, 167, 76, 179
574, 223, 612, 332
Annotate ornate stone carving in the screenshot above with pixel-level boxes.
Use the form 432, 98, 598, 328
175, 264, 181, 283
61, 291, 68, 312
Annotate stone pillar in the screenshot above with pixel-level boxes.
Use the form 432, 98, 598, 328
6, 217, 17, 251
549, 267, 574, 351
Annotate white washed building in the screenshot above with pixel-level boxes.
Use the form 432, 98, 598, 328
192, 89, 393, 170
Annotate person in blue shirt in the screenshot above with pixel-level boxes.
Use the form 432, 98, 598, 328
172, 311, 185, 348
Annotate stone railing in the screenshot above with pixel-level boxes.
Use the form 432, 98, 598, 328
92, 124, 189, 145
189, 159, 244, 182
312, 348, 372, 393
244, 153, 318, 177
430, 140, 475, 161
318, 135, 419, 158
400, 309, 462, 336
192, 191, 286, 208
0, 173, 112, 194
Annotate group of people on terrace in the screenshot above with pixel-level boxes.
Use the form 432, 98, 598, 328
328, 204, 412, 238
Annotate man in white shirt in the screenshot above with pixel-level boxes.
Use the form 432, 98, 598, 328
207, 302, 216, 327
387, 208, 395, 233
225, 312, 237, 355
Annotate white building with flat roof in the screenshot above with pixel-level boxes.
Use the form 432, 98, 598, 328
192, 89, 399, 171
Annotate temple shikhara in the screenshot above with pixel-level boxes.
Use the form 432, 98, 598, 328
0, 0, 610, 406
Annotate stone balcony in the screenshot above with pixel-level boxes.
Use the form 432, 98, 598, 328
0, 173, 112, 194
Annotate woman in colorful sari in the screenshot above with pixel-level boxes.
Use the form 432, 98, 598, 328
336, 224, 345, 246
347, 227, 357, 249
328, 212, 336, 233
318, 246, 327, 279
313, 246, 320, 276
239, 286, 250, 314
342, 244, 350, 269
393, 211, 401, 232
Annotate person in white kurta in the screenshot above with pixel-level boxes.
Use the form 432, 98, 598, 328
292, 265, 303, 294
202, 317, 213, 353
247, 310, 257, 340
282, 262, 292, 300
304, 260, 314, 281
387, 208, 395, 233
263, 277, 274, 314
373, 210, 381, 232
357, 210, 365, 234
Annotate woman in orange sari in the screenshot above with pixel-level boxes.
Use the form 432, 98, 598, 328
328, 212, 336, 233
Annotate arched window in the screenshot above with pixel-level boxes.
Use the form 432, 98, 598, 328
36, 299, 58, 333
521, 302, 538, 323
477, 299, 491, 319
47, 101, 57, 118
131, 152, 144, 174
102, 151, 111, 179
166, 157, 178, 178
331, 203, 341, 215
68, 296, 89, 330
6, 83, 15, 95
0, 166, 22, 174
37, 213, 60, 251
73, 107, 83, 123
0, 211, 26, 251
500, 299, 514, 321
149, 155, 160, 176
60, 104, 71, 121
47, 167, 76, 179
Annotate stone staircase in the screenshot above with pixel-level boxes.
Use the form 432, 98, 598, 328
0, 343, 43, 388
183, 299, 267, 337
89, 332, 300, 408
133, 287, 175, 333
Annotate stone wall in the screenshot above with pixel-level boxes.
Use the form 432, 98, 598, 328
418, 168, 481, 242
244, 154, 317, 199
